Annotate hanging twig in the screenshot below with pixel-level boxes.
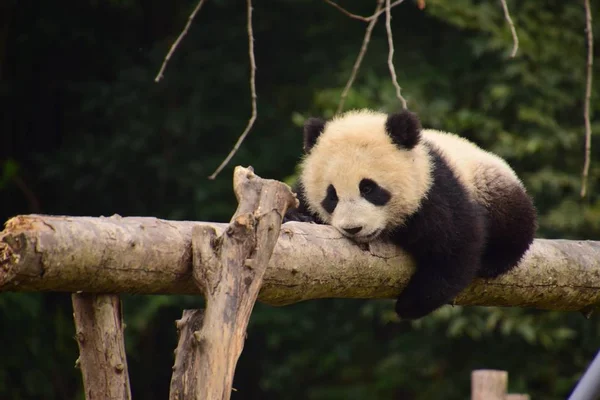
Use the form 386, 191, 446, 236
581, 0, 594, 198
323, 0, 371, 22
154, 0, 207, 82
208, 0, 257, 180
385, 0, 408, 109
499, 0, 519, 58
324, 0, 406, 22
336, 0, 385, 114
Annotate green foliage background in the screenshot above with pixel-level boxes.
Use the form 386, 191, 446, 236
1, 0, 599, 399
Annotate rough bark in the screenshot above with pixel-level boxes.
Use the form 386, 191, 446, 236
169, 310, 205, 400
72, 293, 131, 400
168, 166, 297, 400
2, 211, 600, 312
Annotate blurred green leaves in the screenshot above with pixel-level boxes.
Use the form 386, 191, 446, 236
0, 159, 18, 189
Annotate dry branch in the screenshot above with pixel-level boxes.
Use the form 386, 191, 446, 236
72, 293, 131, 400
337, 0, 385, 114
324, 0, 407, 22
169, 166, 296, 399
154, 0, 207, 82
2, 212, 600, 312
324, 0, 372, 22
208, 0, 257, 180
334, 0, 409, 113
499, 0, 519, 57
581, 0, 594, 198
385, 0, 408, 109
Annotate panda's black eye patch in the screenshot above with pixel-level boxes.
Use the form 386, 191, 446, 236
360, 179, 391, 206
321, 184, 339, 214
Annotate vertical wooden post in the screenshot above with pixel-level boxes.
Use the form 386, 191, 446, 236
471, 369, 529, 400
169, 166, 297, 400
169, 310, 204, 400
471, 370, 507, 400
72, 293, 131, 400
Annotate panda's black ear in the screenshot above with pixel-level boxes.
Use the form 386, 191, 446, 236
303, 117, 326, 153
385, 110, 422, 150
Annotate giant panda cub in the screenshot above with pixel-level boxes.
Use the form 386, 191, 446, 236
285, 108, 537, 320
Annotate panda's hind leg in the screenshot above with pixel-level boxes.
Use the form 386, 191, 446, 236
478, 184, 537, 278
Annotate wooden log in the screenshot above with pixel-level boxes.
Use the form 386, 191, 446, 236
168, 166, 296, 400
72, 293, 131, 400
2, 215, 600, 312
471, 369, 507, 400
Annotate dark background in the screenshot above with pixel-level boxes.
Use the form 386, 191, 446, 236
1, 0, 600, 399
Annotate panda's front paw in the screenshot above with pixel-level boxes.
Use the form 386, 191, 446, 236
283, 210, 312, 223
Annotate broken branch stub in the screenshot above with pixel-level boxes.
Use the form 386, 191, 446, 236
168, 166, 297, 400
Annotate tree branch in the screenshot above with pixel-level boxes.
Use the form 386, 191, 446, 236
581, 0, 594, 198
337, 0, 385, 114
2, 213, 600, 312
499, 0, 519, 58
208, 0, 257, 180
154, 0, 207, 83
385, 0, 408, 109
324, 0, 407, 22
323, 0, 371, 22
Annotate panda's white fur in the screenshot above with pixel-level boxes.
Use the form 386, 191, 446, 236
301, 110, 431, 238
301, 109, 524, 237
422, 129, 524, 207
287, 108, 537, 320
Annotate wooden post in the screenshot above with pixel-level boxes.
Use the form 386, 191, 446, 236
72, 293, 131, 400
169, 166, 297, 400
471, 369, 530, 400
169, 310, 204, 400
471, 370, 507, 400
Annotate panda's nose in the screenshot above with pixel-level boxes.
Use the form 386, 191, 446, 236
343, 226, 362, 235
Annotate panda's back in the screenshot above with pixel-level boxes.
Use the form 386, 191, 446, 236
421, 129, 524, 206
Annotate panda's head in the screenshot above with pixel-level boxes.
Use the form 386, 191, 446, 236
299, 109, 432, 242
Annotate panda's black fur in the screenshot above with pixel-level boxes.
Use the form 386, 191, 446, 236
285, 109, 537, 320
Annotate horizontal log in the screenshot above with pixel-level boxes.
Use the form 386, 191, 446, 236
2, 214, 600, 311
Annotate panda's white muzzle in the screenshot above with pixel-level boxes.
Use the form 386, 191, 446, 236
331, 199, 387, 242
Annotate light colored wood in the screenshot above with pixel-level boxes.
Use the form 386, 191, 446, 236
506, 395, 530, 400
168, 166, 296, 400
169, 310, 204, 400
72, 293, 131, 400
2, 191, 600, 312
471, 370, 507, 400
